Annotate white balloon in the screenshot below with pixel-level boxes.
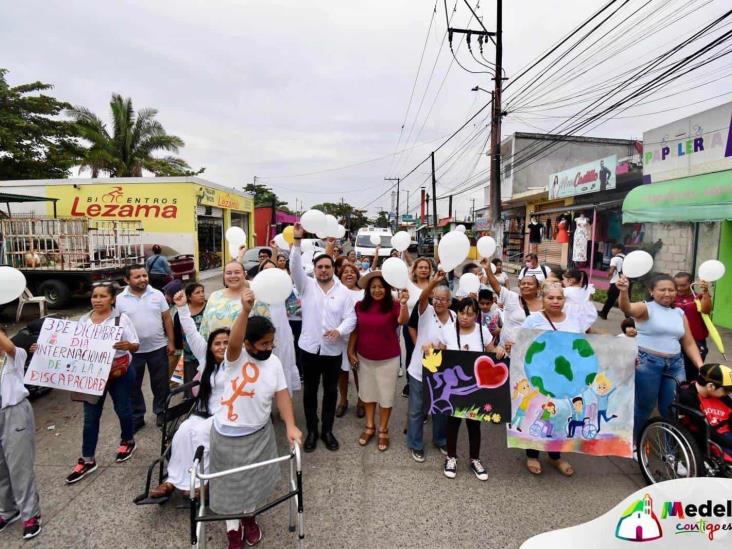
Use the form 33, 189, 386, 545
456, 224, 466, 233
438, 231, 470, 272
391, 231, 411, 252
622, 250, 654, 278
316, 230, 329, 240
301, 239, 314, 253
229, 242, 243, 260
301, 209, 326, 234
381, 257, 409, 289
273, 234, 289, 249
459, 272, 480, 295
0, 267, 26, 305
369, 234, 381, 246
698, 259, 726, 282
250, 267, 293, 304
335, 224, 347, 239
225, 226, 246, 245
324, 214, 340, 238
476, 236, 497, 259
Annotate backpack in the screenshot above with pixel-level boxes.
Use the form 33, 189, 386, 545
519, 264, 549, 279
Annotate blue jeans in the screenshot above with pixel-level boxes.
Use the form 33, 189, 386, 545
406, 374, 447, 451
634, 350, 685, 444
130, 346, 171, 424
82, 365, 135, 458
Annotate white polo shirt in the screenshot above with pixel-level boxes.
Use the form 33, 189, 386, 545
290, 245, 357, 356
116, 285, 169, 353
1, 347, 29, 408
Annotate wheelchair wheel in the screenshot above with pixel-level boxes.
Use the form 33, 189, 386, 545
638, 417, 703, 485
582, 422, 598, 440
529, 422, 542, 437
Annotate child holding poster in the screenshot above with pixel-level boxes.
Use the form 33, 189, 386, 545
438, 297, 497, 481
65, 283, 140, 485
0, 328, 41, 540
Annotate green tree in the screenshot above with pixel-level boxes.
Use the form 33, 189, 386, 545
373, 210, 389, 228
310, 202, 369, 233
243, 182, 290, 211
0, 68, 80, 179
67, 94, 203, 177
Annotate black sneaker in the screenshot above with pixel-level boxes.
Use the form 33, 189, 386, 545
410, 448, 425, 463
115, 440, 136, 463
401, 384, 409, 398
22, 515, 41, 540
443, 457, 458, 479
65, 458, 97, 484
470, 459, 488, 481
0, 511, 20, 532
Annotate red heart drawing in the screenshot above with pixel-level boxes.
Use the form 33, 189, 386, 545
474, 356, 509, 389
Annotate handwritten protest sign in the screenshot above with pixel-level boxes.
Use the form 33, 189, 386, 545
507, 329, 636, 458
24, 318, 124, 396
422, 349, 511, 423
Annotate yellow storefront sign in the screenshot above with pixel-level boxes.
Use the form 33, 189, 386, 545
196, 185, 252, 212
46, 183, 195, 233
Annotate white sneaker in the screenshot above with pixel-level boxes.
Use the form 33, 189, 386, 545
443, 457, 457, 479
470, 459, 488, 481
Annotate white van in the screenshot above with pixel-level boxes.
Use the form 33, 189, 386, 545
354, 226, 392, 258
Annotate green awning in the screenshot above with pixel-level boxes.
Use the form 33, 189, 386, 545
622, 171, 732, 223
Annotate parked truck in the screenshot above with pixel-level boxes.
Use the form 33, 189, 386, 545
0, 217, 144, 308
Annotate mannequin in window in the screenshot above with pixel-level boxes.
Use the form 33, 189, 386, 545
527, 216, 541, 254
556, 213, 570, 244
573, 213, 591, 263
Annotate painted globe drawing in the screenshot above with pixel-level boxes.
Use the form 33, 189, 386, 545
523, 331, 598, 399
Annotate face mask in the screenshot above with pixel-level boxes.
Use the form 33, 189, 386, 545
249, 348, 272, 361
362, 262, 370, 270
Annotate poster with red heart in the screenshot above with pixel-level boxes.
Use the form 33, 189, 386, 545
422, 349, 511, 423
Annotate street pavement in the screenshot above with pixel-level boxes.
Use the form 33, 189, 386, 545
3, 277, 729, 548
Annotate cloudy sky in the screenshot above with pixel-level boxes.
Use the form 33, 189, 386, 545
3, 0, 730, 219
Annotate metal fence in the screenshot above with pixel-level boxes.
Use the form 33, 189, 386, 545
0, 217, 144, 270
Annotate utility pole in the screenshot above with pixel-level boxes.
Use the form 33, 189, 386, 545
450, 0, 505, 253
384, 177, 400, 231
471, 198, 476, 221
448, 195, 453, 220
431, 152, 438, 260
490, 0, 504, 248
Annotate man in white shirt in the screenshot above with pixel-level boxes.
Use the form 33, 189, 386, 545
600, 243, 625, 319
518, 253, 549, 282
291, 224, 356, 453
116, 264, 175, 430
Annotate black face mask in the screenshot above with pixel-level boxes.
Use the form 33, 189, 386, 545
249, 348, 272, 361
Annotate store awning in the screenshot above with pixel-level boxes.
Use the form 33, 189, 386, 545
622, 171, 732, 223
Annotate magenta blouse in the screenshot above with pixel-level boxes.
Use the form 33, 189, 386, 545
355, 301, 401, 361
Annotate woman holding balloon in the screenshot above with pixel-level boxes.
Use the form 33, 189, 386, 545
199, 260, 248, 340
618, 272, 704, 445
336, 263, 364, 418
347, 271, 409, 451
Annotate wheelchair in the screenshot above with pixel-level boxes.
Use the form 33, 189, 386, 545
188, 443, 304, 548
637, 375, 732, 484
133, 379, 201, 505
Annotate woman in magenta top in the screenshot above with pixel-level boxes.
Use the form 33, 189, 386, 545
348, 271, 409, 451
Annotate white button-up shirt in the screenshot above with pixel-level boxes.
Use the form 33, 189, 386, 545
116, 285, 169, 353
291, 245, 357, 356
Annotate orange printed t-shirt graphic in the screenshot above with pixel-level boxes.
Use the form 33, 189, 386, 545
220, 362, 260, 422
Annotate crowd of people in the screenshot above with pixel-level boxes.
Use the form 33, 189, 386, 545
0, 228, 730, 548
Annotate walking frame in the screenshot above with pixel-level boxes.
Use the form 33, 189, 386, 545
188, 442, 304, 548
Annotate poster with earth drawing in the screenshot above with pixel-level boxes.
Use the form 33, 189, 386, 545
507, 329, 636, 458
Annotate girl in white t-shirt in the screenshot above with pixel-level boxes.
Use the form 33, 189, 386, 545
208, 288, 302, 548
438, 297, 498, 482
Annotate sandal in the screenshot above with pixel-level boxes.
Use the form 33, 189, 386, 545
335, 402, 348, 418
358, 426, 376, 446
526, 458, 542, 475
377, 429, 389, 452
549, 458, 574, 477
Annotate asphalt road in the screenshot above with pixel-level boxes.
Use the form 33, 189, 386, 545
4, 277, 729, 548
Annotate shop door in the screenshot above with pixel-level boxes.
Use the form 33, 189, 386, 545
713, 220, 732, 329
198, 216, 223, 271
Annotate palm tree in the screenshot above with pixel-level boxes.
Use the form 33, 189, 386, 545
67, 94, 202, 177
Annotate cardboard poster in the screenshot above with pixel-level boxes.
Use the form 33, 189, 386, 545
507, 329, 636, 458
422, 349, 511, 424
24, 317, 124, 396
